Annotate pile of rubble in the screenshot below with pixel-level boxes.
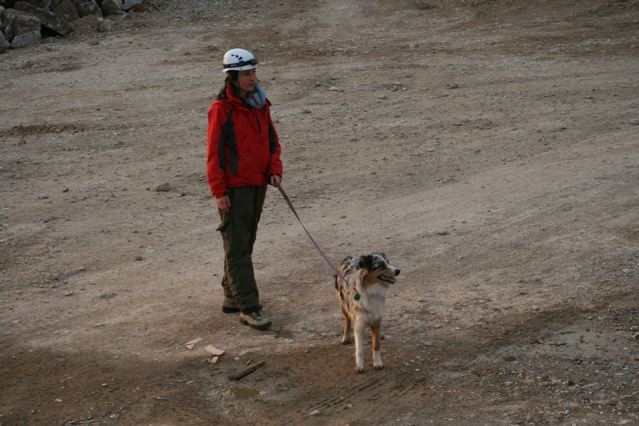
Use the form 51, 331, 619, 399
0, 0, 146, 52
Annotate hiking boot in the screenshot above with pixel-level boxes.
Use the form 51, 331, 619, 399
239, 311, 271, 330
223, 301, 262, 314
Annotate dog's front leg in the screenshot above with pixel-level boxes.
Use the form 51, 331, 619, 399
353, 320, 366, 373
340, 306, 352, 345
371, 325, 383, 369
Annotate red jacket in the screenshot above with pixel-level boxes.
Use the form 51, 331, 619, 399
206, 86, 283, 199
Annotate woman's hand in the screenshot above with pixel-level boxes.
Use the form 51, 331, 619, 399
269, 174, 282, 187
216, 195, 231, 213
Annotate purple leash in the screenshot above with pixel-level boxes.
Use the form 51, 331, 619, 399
274, 183, 338, 274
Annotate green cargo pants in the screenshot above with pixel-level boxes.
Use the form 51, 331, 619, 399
216, 185, 267, 313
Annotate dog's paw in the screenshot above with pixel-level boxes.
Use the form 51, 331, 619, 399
340, 336, 352, 345
355, 366, 365, 374
374, 363, 384, 370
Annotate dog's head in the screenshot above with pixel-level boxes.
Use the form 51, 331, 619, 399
358, 253, 400, 285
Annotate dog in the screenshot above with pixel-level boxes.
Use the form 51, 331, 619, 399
335, 253, 400, 373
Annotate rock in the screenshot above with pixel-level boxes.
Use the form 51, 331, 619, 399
204, 345, 224, 357
310, 409, 320, 416
13, 1, 74, 35
52, 0, 79, 22
100, 0, 123, 16
3, 8, 41, 41
97, 17, 112, 32
184, 337, 202, 350
72, 0, 101, 17
10, 30, 41, 48
0, 31, 8, 53
155, 182, 171, 192
23, 0, 50, 7
122, 0, 142, 11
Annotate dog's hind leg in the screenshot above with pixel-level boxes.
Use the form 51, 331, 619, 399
340, 305, 352, 345
371, 325, 383, 369
353, 320, 366, 373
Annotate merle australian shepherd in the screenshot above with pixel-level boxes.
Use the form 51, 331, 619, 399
335, 253, 400, 373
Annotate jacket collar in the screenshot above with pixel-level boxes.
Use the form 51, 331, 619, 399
221, 85, 270, 111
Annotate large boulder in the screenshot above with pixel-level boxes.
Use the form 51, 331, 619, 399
14, 1, 73, 34
0, 30, 9, 52
3, 8, 40, 41
52, 0, 79, 21
100, 0, 122, 16
10, 28, 40, 47
72, 0, 101, 17
23, 0, 50, 8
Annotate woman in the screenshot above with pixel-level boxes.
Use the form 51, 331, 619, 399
206, 48, 283, 330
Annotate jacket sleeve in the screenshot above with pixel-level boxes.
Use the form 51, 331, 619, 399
266, 106, 283, 177
206, 102, 228, 199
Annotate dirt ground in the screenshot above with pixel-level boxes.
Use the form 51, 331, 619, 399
1, 0, 638, 424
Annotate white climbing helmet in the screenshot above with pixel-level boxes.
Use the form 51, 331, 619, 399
222, 48, 258, 73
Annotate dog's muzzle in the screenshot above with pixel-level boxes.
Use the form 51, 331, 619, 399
379, 269, 400, 284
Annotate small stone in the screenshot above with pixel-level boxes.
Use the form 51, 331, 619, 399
204, 345, 224, 357
310, 409, 320, 416
134, 255, 143, 261
98, 18, 113, 32
155, 183, 171, 192
184, 338, 202, 350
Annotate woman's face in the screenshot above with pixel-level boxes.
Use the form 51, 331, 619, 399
237, 68, 257, 95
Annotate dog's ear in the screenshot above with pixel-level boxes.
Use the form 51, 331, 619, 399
358, 255, 374, 270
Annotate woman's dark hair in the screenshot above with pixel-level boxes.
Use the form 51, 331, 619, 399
217, 71, 239, 99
